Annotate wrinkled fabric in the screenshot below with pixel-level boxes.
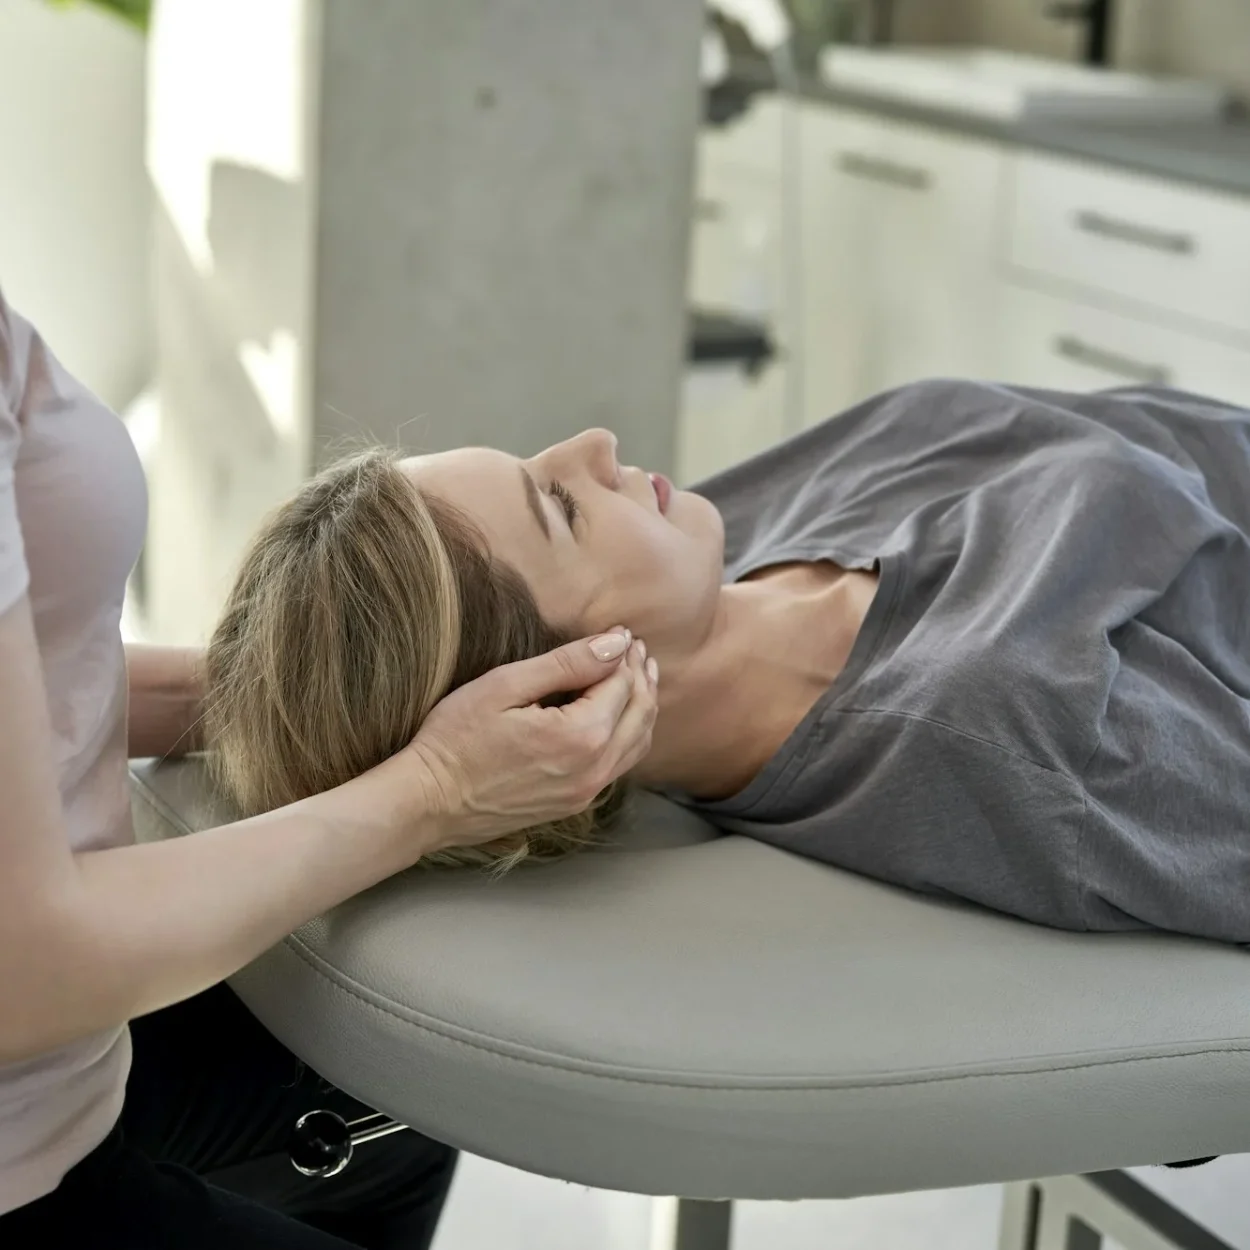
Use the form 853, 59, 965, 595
687, 380, 1250, 942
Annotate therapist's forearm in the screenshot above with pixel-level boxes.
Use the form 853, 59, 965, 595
126, 644, 205, 758
4, 754, 446, 1064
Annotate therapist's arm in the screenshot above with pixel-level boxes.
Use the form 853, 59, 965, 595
126, 643, 205, 759
2, 597, 656, 1066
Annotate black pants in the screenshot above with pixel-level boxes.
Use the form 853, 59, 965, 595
1, 982, 457, 1249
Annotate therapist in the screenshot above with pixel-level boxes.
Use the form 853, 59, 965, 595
0, 287, 657, 1249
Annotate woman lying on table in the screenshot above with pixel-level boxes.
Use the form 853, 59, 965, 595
208, 378, 1250, 944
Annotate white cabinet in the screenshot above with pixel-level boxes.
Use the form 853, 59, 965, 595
996, 283, 1250, 408
797, 104, 1005, 424
677, 364, 789, 486
689, 163, 787, 344
1008, 152, 1250, 339
678, 98, 795, 486
999, 150, 1250, 408
688, 95, 1250, 483
698, 93, 786, 183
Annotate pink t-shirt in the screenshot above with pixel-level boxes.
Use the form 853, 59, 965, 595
0, 287, 147, 1214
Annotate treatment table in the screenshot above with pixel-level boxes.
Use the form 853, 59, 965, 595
130, 758, 1250, 1250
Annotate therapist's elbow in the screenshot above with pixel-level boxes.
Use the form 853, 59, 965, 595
0, 893, 117, 1065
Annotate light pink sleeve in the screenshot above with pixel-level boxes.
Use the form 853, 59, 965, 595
0, 286, 30, 615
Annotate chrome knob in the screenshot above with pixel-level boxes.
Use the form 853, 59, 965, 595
289, 1109, 353, 1178
289, 1109, 410, 1177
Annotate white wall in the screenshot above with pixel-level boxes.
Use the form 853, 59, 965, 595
0, 0, 150, 411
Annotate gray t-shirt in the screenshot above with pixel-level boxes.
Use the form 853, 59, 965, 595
686, 379, 1250, 943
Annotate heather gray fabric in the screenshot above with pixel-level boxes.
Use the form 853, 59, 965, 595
687, 380, 1250, 943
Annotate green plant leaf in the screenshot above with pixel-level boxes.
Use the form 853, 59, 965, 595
44, 0, 151, 33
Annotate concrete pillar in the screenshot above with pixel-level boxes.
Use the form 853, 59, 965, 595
146, 0, 702, 643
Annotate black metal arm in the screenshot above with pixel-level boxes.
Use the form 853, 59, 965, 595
1043, 0, 1115, 67
688, 310, 776, 377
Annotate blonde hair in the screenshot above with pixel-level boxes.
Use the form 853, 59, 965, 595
204, 447, 628, 869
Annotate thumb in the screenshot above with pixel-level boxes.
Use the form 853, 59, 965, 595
495, 630, 632, 709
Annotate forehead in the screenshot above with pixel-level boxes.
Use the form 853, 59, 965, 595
399, 446, 518, 488
398, 448, 542, 560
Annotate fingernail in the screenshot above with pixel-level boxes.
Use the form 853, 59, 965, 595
636, 639, 647, 663
646, 657, 659, 684
590, 632, 629, 661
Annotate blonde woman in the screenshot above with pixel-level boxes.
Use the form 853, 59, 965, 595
211, 379, 1250, 945
0, 282, 657, 1248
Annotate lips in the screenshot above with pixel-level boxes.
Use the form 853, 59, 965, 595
648, 472, 672, 515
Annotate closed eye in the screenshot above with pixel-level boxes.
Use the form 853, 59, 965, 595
549, 480, 580, 527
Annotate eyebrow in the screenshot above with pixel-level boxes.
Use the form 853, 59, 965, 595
520, 467, 551, 541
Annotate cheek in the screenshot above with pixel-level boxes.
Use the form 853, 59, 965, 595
529, 564, 593, 635
606, 522, 705, 622
573, 503, 723, 633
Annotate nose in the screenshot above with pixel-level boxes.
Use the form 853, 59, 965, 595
546, 428, 621, 488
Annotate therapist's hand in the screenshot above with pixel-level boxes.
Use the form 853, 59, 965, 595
407, 630, 657, 851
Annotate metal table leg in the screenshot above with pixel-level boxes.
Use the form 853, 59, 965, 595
1000, 1173, 1237, 1250
650, 1197, 734, 1250
1000, 1182, 1043, 1250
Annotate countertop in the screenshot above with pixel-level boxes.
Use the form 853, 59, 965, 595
718, 58, 1250, 198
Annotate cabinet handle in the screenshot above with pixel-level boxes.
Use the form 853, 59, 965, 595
1053, 335, 1171, 387
835, 151, 931, 192
1073, 209, 1196, 256
694, 198, 724, 222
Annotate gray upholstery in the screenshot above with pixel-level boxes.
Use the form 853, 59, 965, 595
131, 757, 1250, 1200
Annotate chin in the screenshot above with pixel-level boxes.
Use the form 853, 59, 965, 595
674, 493, 726, 576
672, 488, 723, 532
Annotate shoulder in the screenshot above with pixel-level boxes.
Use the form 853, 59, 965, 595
0, 286, 35, 434
0, 287, 27, 454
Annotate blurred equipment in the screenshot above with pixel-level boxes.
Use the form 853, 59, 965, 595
1043, 0, 1113, 67
680, 0, 805, 485
710, 0, 791, 51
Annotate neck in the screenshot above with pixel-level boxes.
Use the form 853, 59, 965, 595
633, 566, 876, 802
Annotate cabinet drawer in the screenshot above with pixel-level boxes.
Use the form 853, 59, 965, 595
1008, 152, 1250, 338
800, 103, 1002, 198
997, 283, 1250, 408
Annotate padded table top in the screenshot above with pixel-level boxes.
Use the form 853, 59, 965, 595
131, 757, 1250, 1200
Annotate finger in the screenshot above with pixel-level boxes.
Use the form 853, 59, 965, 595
494, 629, 632, 709
558, 637, 644, 734
612, 675, 656, 778
600, 643, 659, 780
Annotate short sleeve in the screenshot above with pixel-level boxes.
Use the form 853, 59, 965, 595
0, 287, 30, 614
